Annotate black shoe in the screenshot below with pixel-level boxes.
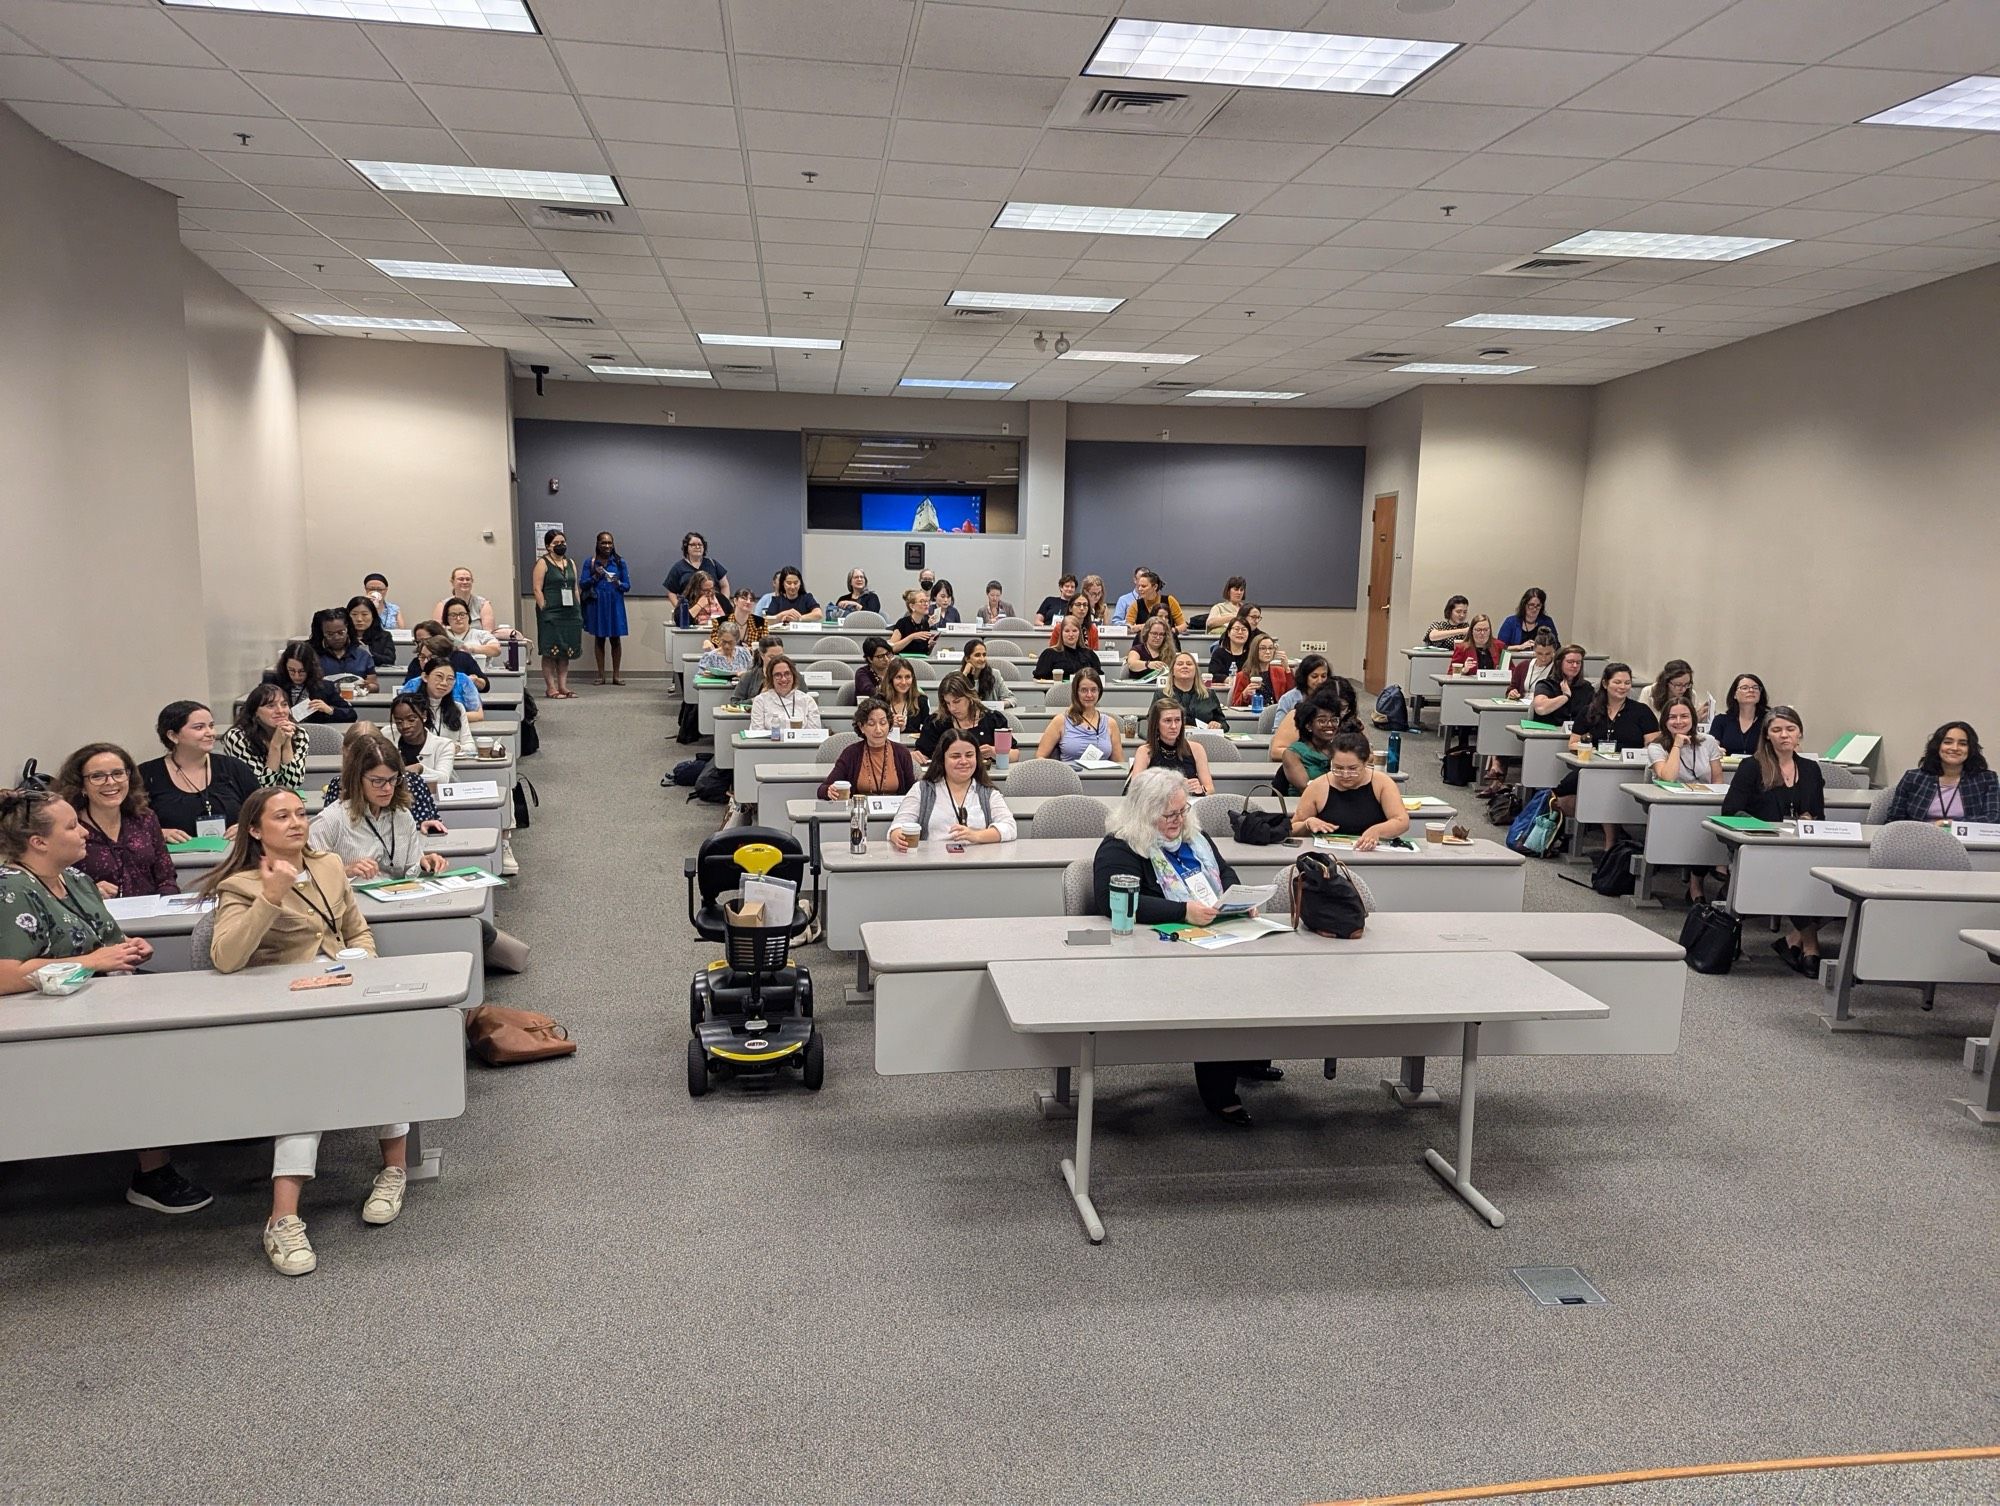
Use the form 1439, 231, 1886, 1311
1769, 938, 1808, 975
1240, 1065, 1285, 1082
1206, 1100, 1253, 1127
126, 1165, 214, 1215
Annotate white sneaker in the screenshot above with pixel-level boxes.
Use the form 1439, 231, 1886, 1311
263, 1214, 316, 1276
500, 837, 520, 877
362, 1166, 407, 1225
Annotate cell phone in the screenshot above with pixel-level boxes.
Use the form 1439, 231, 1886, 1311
944, 841, 967, 854
1281, 836, 1304, 847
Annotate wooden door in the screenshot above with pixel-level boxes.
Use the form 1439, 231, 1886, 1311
1362, 493, 1397, 694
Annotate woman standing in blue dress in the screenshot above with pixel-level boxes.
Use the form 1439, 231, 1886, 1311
583, 530, 631, 686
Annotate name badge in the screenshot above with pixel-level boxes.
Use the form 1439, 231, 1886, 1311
195, 816, 226, 840
559, 589, 574, 607
1796, 820, 1863, 841
291, 699, 315, 721
1184, 872, 1220, 907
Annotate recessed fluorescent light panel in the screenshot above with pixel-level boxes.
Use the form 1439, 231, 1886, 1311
302, 314, 463, 331
371, 259, 572, 287
948, 290, 1125, 314
1057, 349, 1197, 364
350, 161, 623, 204
1393, 362, 1534, 375
1449, 313, 1630, 332
588, 365, 712, 380
1542, 231, 1789, 262
899, 378, 1017, 390
698, 333, 842, 350
162, 0, 538, 31
1085, 18, 1456, 96
1185, 388, 1304, 400
1863, 75, 2000, 131
994, 202, 1233, 239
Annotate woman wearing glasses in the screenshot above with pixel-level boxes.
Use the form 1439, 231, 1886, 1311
55, 743, 178, 898
308, 735, 450, 882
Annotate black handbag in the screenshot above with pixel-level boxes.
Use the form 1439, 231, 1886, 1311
1441, 747, 1476, 786
1227, 787, 1291, 846
1486, 784, 1524, 827
1679, 901, 1740, 974
1290, 851, 1368, 939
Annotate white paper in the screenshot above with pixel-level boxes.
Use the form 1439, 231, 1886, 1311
1215, 882, 1277, 914
362, 879, 446, 902
105, 894, 213, 921
434, 872, 504, 892
1180, 915, 1290, 950
291, 699, 315, 720
1796, 820, 1863, 841
1951, 822, 2000, 843
1077, 744, 1108, 767
739, 874, 797, 925
437, 780, 500, 801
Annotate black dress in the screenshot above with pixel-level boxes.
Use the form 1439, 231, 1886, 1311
138, 754, 262, 836
1034, 645, 1101, 680
1312, 779, 1390, 836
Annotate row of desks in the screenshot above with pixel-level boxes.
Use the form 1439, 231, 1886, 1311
666, 620, 1222, 675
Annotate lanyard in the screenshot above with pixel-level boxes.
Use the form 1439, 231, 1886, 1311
39, 874, 112, 945
362, 810, 400, 871
170, 755, 217, 816
293, 866, 342, 939
1939, 782, 1962, 819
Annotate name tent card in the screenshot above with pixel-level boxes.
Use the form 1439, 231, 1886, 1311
1951, 822, 2000, 843
1796, 820, 1863, 841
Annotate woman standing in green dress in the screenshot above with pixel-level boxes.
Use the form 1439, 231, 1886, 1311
533, 528, 583, 699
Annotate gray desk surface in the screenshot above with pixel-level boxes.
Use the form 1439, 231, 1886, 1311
824, 833, 1520, 874
1959, 928, 2000, 961
171, 827, 498, 873
1710, 821, 2000, 854
0, 954, 472, 1042
1813, 868, 2000, 900
863, 911, 1682, 972
990, 951, 1607, 1033
121, 884, 489, 937
1629, 783, 1872, 806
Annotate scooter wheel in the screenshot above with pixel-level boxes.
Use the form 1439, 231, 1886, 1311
802, 1028, 825, 1091
686, 1037, 709, 1098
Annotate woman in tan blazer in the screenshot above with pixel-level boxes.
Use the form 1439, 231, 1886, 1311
197, 787, 407, 1278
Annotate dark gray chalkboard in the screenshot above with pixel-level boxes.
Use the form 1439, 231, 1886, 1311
1063, 440, 1364, 609
513, 418, 801, 596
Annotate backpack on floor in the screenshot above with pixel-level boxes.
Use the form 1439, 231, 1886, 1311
667, 754, 710, 788
1486, 785, 1524, 827
689, 759, 731, 804
676, 700, 700, 743
1523, 801, 1565, 858
512, 775, 538, 830
1371, 685, 1408, 732
1679, 901, 1741, 974
1591, 836, 1642, 896
1506, 789, 1550, 853
518, 690, 540, 758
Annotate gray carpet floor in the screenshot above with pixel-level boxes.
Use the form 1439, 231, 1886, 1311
3, 691, 1995, 1506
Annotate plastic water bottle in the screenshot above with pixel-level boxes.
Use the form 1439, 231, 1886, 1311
505, 634, 520, 672
1250, 689, 1265, 714
1386, 731, 1402, 774
849, 791, 869, 855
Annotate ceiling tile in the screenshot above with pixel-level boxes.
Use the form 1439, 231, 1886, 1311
893, 118, 1043, 169
749, 152, 880, 192
1, 0, 220, 66
151, 111, 329, 156
7, 98, 179, 147
70, 140, 232, 181
240, 72, 434, 127
0, 52, 115, 105
751, 185, 876, 221
1827, 0, 2000, 71
534, 0, 727, 50
1551, 157, 1727, 199
733, 56, 901, 115
1486, 107, 1684, 156
368, 29, 566, 91
730, 0, 916, 65
412, 84, 590, 137
454, 132, 612, 173
1663, 0, 1941, 66
1419, 151, 1596, 193
1194, 89, 1389, 144
1343, 101, 1542, 152
1025, 129, 1180, 176
305, 121, 464, 164
1677, 165, 1854, 206
562, 43, 732, 103
254, 184, 403, 217
910, 2, 1104, 76
224, 151, 387, 188
1893, 137, 2000, 179
604, 139, 744, 182
69, 60, 283, 116
896, 67, 1066, 127
1487, 0, 1736, 54
1718, 64, 1959, 124
1621, 116, 1827, 166
1165, 137, 1328, 182
1564, 56, 1797, 115
1789, 173, 1974, 213
620, 177, 751, 213
1413, 46, 1633, 108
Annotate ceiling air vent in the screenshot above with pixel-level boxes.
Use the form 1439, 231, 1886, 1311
1149, 380, 1196, 389
716, 363, 766, 374
1051, 78, 1229, 136
1484, 256, 1601, 279
515, 202, 645, 234
1350, 350, 1416, 364
949, 308, 1011, 322
534, 314, 595, 326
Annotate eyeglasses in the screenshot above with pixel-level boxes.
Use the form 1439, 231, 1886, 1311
361, 774, 400, 790
84, 770, 127, 784
1161, 804, 1188, 819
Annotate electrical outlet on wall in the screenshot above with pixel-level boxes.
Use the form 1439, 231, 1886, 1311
1300, 639, 1329, 652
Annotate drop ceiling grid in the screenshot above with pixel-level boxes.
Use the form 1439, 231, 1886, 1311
0, 0, 1993, 399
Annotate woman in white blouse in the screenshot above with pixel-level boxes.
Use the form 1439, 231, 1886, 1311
1648, 696, 1726, 902
747, 656, 822, 734
308, 735, 450, 882
388, 695, 457, 783
888, 727, 1016, 850
441, 597, 502, 661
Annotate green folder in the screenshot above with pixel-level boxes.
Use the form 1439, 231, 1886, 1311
1517, 719, 1561, 732
1712, 815, 1777, 832
1652, 780, 1690, 791
166, 835, 229, 854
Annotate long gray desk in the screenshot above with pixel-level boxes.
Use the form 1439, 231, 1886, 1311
1517, 726, 1569, 789
748, 755, 1324, 816
1954, 930, 2000, 1125
1712, 824, 2000, 920
118, 886, 489, 1004
823, 835, 1525, 953
990, 951, 1608, 1240
1629, 784, 1873, 904
1470, 696, 1534, 758
787, 793, 1457, 844
1814, 870, 2000, 1034
171, 826, 502, 881
1430, 672, 1515, 732
0, 954, 469, 1178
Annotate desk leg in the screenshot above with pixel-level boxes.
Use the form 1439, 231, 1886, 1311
1820, 899, 1864, 1031
1033, 1066, 1075, 1118
1962, 997, 2000, 1127
405, 1122, 443, 1183
1381, 1055, 1441, 1107
1423, 1022, 1504, 1229
1059, 1033, 1106, 1244
847, 954, 874, 1006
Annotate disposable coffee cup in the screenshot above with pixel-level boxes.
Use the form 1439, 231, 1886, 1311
336, 948, 368, 961
1426, 822, 1446, 844
828, 781, 851, 800
894, 821, 922, 848
339, 684, 355, 701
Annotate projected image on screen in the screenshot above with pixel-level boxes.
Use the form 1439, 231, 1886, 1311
860, 490, 984, 534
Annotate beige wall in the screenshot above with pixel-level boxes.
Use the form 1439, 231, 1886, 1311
298, 339, 515, 632
1578, 262, 2000, 771
183, 252, 308, 700
1, 104, 209, 775
1361, 389, 1425, 683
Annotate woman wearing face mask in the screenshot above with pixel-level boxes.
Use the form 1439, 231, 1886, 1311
198, 788, 406, 1276
363, 573, 401, 631
1884, 721, 1999, 824
1721, 707, 1827, 975
888, 728, 1016, 850
139, 701, 261, 844
346, 595, 397, 671
1290, 730, 1409, 850
220, 683, 312, 793
56, 743, 177, 899
1094, 769, 1266, 1125
1034, 668, 1124, 766
1130, 699, 1214, 797
0, 788, 211, 1214
581, 530, 631, 687
533, 528, 583, 699
309, 734, 451, 883
434, 567, 495, 634
265, 641, 356, 725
